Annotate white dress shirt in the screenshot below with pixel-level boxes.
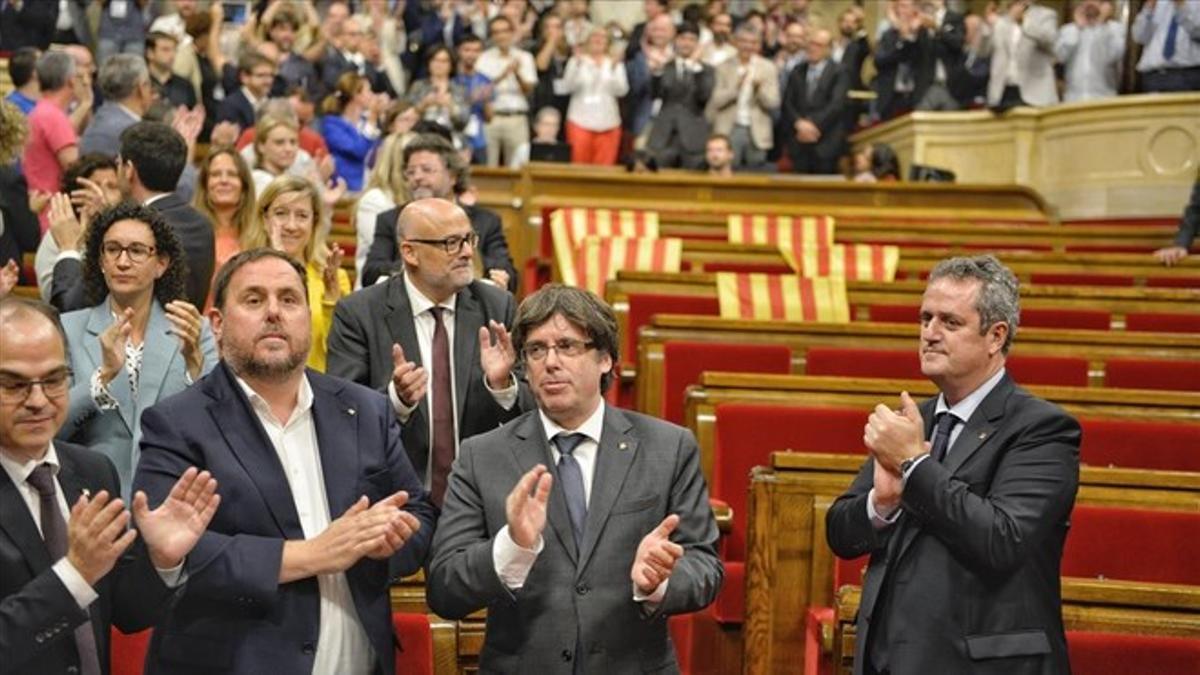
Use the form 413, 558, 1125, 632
868, 368, 1008, 527
1133, 0, 1200, 71
491, 401, 668, 604
476, 47, 537, 113
0, 443, 184, 611
235, 374, 374, 675
1056, 21, 1125, 102
561, 56, 630, 131
386, 275, 519, 488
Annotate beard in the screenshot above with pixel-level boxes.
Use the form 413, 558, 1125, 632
223, 321, 310, 382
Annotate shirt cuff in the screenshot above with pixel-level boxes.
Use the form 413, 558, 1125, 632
55, 249, 82, 262
482, 372, 519, 411
90, 368, 119, 410
492, 524, 543, 590
633, 577, 669, 605
156, 559, 188, 588
866, 488, 902, 529
52, 558, 99, 610
902, 454, 931, 483
387, 379, 417, 423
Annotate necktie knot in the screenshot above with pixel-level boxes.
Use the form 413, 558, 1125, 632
553, 432, 586, 457
26, 464, 57, 499
430, 306, 444, 321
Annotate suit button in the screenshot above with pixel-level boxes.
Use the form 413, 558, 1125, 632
561, 649, 572, 662
302, 641, 316, 655
67, 667, 79, 675
575, 585, 589, 595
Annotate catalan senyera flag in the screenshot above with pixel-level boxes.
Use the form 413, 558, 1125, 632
726, 214, 836, 272
550, 208, 660, 286
715, 272, 850, 323
801, 244, 900, 282
575, 236, 683, 298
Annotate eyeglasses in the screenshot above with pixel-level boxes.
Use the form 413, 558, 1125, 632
522, 338, 595, 361
405, 232, 479, 255
0, 370, 73, 404
101, 242, 157, 263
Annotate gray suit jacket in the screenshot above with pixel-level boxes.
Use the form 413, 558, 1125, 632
76, 104, 199, 202
58, 299, 216, 496
427, 406, 723, 674
987, 7, 1060, 107
648, 60, 715, 157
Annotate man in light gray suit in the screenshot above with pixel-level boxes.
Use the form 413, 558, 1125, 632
428, 285, 722, 673
706, 24, 780, 170
987, 0, 1059, 111
79, 54, 155, 157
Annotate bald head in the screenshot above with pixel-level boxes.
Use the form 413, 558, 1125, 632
397, 198, 477, 302
806, 29, 832, 63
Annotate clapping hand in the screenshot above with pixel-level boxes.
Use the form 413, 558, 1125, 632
133, 467, 221, 569
631, 514, 684, 595
506, 465, 553, 549
479, 319, 516, 390
391, 344, 428, 407
98, 307, 134, 386
48, 193, 84, 251
322, 243, 345, 303
165, 300, 205, 379
0, 260, 19, 298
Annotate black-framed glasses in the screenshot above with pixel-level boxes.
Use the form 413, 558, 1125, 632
522, 338, 595, 361
405, 232, 479, 255
101, 242, 156, 263
0, 370, 73, 403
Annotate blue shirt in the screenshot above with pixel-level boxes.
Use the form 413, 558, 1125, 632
454, 71, 492, 150
5, 90, 36, 115
320, 115, 377, 192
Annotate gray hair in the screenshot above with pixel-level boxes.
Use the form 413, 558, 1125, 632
36, 51, 76, 92
512, 284, 620, 392
927, 254, 1021, 354
99, 53, 149, 101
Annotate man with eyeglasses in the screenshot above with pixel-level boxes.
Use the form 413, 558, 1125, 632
427, 284, 722, 673
0, 296, 220, 675
328, 198, 533, 508
360, 133, 517, 291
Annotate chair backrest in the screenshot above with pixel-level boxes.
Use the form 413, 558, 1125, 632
805, 347, 1090, 388
574, 236, 682, 298
1062, 505, 1200, 585
1067, 631, 1200, 675
715, 273, 850, 322
1079, 418, 1200, 472
110, 628, 152, 675
661, 341, 792, 425
549, 208, 658, 286
1030, 273, 1136, 287
1125, 312, 1200, 334
1020, 307, 1112, 331
1105, 358, 1200, 392
625, 293, 722, 368
392, 612, 434, 675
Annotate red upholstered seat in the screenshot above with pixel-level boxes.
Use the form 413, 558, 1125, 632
1030, 273, 1135, 287
625, 293, 721, 368
392, 612, 434, 675
111, 628, 152, 675
865, 304, 919, 323
700, 261, 796, 275
1079, 418, 1200, 472
1020, 307, 1112, 330
1125, 312, 1200, 334
1146, 276, 1200, 289
805, 347, 1089, 387
661, 341, 792, 425
1068, 631, 1200, 675
1006, 354, 1090, 387
1063, 505, 1200, 585
1105, 358, 1200, 392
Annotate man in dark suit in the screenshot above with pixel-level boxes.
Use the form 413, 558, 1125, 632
215, 53, 275, 132
1153, 175, 1200, 266
51, 122, 215, 312
133, 249, 437, 675
834, 8, 871, 135
826, 254, 1080, 675
647, 21, 715, 170
0, 296, 219, 675
328, 199, 532, 507
783, 30, 851, 175
427, 284, 723, 672
361, 134, 517, 291
874, 0, 966, 120
318, 15, 383, 95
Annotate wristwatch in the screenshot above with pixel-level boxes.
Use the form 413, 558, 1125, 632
900, 453, 929, 475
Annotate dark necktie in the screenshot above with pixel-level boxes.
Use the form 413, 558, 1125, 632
1163, 14, 1179, 61
807, 64, 820, 98
929, 412, 960, 463
26, 465, 102, 675
553, 433, 588, 549
429, 307, 455, 507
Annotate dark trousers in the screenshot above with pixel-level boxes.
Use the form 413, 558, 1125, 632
1141, 67, 1200, 93
991, 85, 1026, 113
789, 145, 840, 175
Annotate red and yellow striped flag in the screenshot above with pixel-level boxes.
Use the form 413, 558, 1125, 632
550, 208, 659, 286
715, 272, 850, 322
801, 244, 900, 281
727, 214, 836, 272
575, 236, 683, 298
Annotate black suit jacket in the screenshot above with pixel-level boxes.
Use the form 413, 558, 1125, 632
326, 275, 532, 482
49, 194, 214, 312
0, 441, 173, 675
874, 13, 966, 119
132, 363, 437, 674
647, 60, 715, 161
782, 60, 851, 161
360, 203, 518, 292
0, 166, 41, 285
215, 89, 256, 131
826, 373, 1080, 675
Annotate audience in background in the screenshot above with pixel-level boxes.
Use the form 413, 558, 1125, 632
704, 133, 735, 177
249, 114, 302, 196
409, 46, 470, 135
320, 72, 383, 192
478, 16, 538, 167
80, 54, 156, 157
95, 0, 148, 65
851, 142, 902, 183
24, 51, 84, 228
35, 154, 120, 299
707, 24, 780, 171
355, 134, 410, 286
454, 35, 493, 165
988, 0, 1060, 111
648, 21, 714, 169
1056, 0, 1125, 102
782, 28, 849, 175
1133, 0, 1200, 93
145, 31, 196, 109
532, 12, 572, 138
193, 146, 256, 301
4, 47, 41, 115
562, 26, 630, 165
216, 53, 277, 133
0, 101, 37, 291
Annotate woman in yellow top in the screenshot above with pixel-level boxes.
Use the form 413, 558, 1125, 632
247, 175, 350, 372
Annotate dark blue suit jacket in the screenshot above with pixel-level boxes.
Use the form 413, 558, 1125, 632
132, 362, 437, 675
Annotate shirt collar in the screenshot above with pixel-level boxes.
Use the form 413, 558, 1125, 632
116, 102, 142, 122
403, 273, 457, 319
540, 400, 606, 447
144, 192, 170, 207
934, 367, 1006, 424
0, 441, 61, 487
241, 87, 262, 109
234, 371, 314, 426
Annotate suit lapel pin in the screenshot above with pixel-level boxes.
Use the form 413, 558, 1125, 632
978, 431, 988, 440
347, 408, 356, 416
619, 442, 629, 451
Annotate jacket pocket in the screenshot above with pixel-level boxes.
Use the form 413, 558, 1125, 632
611, 496, 658, 515
965, 629, 1051, 660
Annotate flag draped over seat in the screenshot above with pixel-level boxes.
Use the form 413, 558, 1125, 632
575, 236, 683, 297
715, 272, 850, 322
726, 213, 899, 281
550, 208, 659, 287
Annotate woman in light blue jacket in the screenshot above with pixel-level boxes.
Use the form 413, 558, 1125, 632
58, 201, 216, 496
